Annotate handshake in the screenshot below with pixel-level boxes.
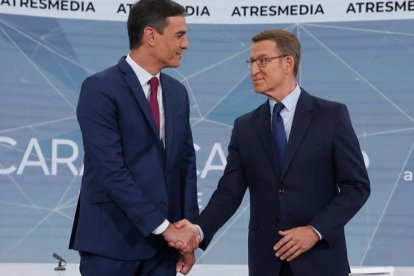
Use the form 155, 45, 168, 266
162, 219, 201, 274
162, 219, 201, 254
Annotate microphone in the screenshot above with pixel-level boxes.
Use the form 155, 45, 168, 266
52, 252, 66, 271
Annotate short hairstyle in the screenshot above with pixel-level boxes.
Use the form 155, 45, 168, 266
252, 30, 301, 77
127, 0, 186, 49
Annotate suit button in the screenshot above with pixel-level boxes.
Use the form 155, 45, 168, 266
278, 188, 285, 194
165, 172, 169, 177
160, 201, 167, 208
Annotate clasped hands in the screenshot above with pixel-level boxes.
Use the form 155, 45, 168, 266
162, 219, 200, 274
162, 219, 200, 253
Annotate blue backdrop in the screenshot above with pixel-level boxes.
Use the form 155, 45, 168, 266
0, 14, 414, 266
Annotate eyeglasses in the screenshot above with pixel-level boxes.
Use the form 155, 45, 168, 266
246, 55, 288, 69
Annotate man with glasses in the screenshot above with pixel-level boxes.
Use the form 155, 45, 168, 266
173, 29, 370, 276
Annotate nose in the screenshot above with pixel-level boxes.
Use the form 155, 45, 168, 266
181, 35, 189, 49
250, 62, 260, 75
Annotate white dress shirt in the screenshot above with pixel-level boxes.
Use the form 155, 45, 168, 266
269, 83, 301, 141
126, 55, 165, 144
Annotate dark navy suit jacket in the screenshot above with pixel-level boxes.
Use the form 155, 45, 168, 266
195, 90, 370, 276
69, 57, 198, 260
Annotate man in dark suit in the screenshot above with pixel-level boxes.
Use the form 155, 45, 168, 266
174, 29, 370, 275
69, 0, 200, 275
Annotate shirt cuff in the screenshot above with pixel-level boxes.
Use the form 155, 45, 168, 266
309, 225, 322, 240
152, 219, 169, 235
195, 224, 204, 241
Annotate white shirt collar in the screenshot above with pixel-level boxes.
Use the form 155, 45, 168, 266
125, 54, 160, 85
269, 84, 301, 113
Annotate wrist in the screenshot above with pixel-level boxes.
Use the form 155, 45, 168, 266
308, 225, 322, 240
153, 219, 169, 235
161, 223, 173, 237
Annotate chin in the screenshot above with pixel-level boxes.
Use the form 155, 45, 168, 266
165, 62, 180, 69
253, 86, 268, 94
253, 85, 263, 93
171, 60, 181, 67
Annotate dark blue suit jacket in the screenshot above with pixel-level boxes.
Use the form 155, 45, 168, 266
195, 90, 370, 276
69, 57, 198, 260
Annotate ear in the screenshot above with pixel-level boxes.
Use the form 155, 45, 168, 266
284, 55, 295, 76
143, 26, 156, 47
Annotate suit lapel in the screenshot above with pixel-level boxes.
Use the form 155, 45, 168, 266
118, 57, 159, 138
255, 102, 280, 176
160, 73, 174, 166
281, 90, 314, 178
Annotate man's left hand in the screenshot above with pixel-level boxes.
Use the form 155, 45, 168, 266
273, 225, 319, 262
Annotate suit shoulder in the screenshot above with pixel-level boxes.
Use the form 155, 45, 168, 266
236, 109, 256, 122
160, 73, 188, 104
304, 93, 352, 126
80, 64, 123, 98
309, 93, 347, 111
160, 72, 185, 89
83, 64, 120, 85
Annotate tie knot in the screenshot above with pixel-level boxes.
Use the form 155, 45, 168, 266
149, 77, 159, 93
273, 102, 285, 115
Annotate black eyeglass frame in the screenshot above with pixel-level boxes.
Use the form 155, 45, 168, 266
246, 55, 288, 69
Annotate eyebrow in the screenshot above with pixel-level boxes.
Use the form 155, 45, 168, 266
250, 54, 268, 60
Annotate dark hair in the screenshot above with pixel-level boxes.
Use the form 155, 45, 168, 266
127, 0, 186, 49
252, 29, 301, 77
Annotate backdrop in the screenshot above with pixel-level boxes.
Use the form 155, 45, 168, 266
1, 0, 414, 267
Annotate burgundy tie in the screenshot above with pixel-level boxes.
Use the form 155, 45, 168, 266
148, 77, 160, 134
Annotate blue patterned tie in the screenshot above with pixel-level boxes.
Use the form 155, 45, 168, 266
272, 103, 287, 170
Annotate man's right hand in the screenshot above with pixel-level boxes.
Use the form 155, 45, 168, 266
162, 220, 200, 254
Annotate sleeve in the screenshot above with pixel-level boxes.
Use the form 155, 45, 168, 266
180, 88, 199, 221
309, 104, 370, 246
195, 118, 248, 248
